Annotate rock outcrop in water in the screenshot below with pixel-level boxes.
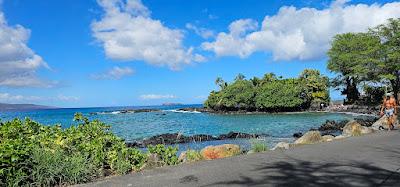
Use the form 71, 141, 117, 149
126, 131, 267, 148
90, 108, 161, 115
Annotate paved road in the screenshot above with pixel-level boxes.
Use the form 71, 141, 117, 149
82, 131, 400, 187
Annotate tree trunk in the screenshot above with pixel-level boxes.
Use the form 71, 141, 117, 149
344, 77, 359, 104
391, 76, 400, 101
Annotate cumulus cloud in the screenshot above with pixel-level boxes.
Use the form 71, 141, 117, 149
0, 12, 54, 88
92, 0, 204, 70
202, 0, 400, 61
91, 66, 134, 80
202, 19, 258, 58
185, 23, 215, 39
139, 94, 177, 100
0, 93, 79, 103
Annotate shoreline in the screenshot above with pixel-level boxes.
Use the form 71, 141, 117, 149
82, 129, 400, 187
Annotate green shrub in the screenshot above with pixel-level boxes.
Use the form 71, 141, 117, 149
185, 149, 203, 162
147, 144, 179, 166
0, 115, 160, 186
250, 139, 268, 153
31, 148, 96, 186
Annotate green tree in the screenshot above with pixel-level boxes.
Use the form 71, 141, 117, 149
219, 79, 256, 110
214, 77, 226, 90
250, 77, 261, 87
327, 32, 381, 104
370, 18, 400, 99
299, 69, 330, 104
204, 91, 222, 110
255, 79, 309, 111
235, 73, 246, 81
261, 73, 278, 86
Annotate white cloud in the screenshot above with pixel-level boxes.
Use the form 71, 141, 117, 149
185, 23, 215, 39
0, 93, 41, 103
56, 94, 80, 102
92, 0, 204, 70
0, 12, 54, 88
202, 19, 258, 58
0, 93, 79, 103
139, 94, 177, 100
202, 0, 400, 61
91, 66, 134, 80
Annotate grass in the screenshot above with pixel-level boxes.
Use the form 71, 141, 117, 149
250, 139, 268, 153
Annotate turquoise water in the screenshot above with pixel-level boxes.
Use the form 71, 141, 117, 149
0, 105, 356, 144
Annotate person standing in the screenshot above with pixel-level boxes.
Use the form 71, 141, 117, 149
380, 93, 397, 130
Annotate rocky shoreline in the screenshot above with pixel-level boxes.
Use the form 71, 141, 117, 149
178, 104, 381, 115
126, 115, 379, 149
87, 104, 381, 116
293, 117, 379, 138
126, 131, 267, 148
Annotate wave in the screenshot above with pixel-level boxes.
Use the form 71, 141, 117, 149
164, 109, 201, 114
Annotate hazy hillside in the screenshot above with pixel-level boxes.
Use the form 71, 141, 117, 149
0, 103, 57, 111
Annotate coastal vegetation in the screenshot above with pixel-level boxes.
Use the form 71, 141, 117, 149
0, 115, 178, 186
205, 69, 329, 112
250, 139, 268, 153
328, 18, 400, 104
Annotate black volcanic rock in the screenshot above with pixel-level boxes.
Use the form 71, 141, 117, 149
217, 131, 263, 139
293, 132, 303, 138
318, 120, 349, 131
127, 131, 267, 148
90, 108, 161, 115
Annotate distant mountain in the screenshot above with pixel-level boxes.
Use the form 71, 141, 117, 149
0, 103, 57, 111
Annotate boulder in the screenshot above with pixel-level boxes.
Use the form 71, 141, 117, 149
322, 135, 335, 142
342, 121, 363, 136
200, 144, 240, 160
294, 131, 323, 145
271, 142, 290, 150
361, 126, 374, 134
371, 116, 389, 131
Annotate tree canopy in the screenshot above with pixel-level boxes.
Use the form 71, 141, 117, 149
328, 18, 400, 103
205, 70, 330, 112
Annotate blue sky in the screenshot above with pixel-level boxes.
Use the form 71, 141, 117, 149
0, 0, 399, 107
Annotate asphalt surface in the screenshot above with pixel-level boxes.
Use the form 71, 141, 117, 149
81, 131, 400, 187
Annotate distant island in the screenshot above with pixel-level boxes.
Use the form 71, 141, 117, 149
0, 103, 56, 111
204, 69, 330, 113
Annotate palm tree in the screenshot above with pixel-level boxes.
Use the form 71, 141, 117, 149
235, 73, 246, 81
215, 77, 225, 90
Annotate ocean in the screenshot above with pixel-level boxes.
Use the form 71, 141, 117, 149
0, 104, 359, 150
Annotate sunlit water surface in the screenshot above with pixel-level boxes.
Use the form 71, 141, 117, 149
0, 104, 360, 150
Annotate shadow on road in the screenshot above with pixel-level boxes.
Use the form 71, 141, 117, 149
204, 159, 400, 187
